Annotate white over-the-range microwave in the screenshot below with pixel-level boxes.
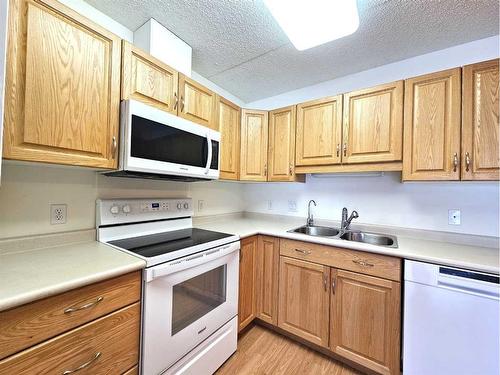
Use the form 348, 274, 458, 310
105, 99, 220, 181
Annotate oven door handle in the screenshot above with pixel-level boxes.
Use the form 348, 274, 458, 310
204, 132, 212, 175
145, 241, 240, 283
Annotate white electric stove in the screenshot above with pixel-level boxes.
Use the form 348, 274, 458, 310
97, 198, 240, 375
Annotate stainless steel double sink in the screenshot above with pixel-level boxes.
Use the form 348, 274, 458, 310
288, 225, 398, 248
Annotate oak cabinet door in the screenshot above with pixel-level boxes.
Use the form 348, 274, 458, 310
3, 0, 121, 168
343, 81, 403, 164
330, 270, 400, 375
296, 96, 343, 166
121, 41, 179, 114
240, 109, 269, 181
268, 106, 302, 181
218, 96, 241, 180
403, 68, 461, 180
278, 256, 330, 347
255, 236, 279, 325
238, 236, 257, 332
178, 74, 217, 130
462, 59, 499, 180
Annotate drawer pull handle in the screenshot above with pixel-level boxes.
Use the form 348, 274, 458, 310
295, 248, 311, 255
352, 259, 374, 267
64, 296, 103, 314
62, 352, 101, 374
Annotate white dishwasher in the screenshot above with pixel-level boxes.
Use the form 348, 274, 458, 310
403, 260, 499, 375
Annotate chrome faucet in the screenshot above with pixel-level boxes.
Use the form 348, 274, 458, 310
341, 207, 359, 232
307, 200, 317, 226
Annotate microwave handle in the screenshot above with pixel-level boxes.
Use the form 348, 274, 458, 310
205, 132, 212, 175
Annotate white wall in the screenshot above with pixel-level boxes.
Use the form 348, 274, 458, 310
0, 163, 244, 239
243, 174, 500, 237
245, 35, 500, 109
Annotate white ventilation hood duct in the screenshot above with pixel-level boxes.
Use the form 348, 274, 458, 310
134, 18, 192, 77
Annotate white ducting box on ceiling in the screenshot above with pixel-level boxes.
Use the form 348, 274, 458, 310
134, 18, 192, 77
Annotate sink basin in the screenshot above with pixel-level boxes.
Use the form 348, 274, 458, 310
341, 231, 398, 248
289, 225, 340, 237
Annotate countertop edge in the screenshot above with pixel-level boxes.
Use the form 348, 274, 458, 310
0, 260, 146, 312
236, 229, 500, 275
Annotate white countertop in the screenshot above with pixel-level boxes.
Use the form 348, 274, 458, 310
195, 215, 499, 275
0, 239, 145, 312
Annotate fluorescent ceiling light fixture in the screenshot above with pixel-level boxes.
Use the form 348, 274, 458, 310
264, 0, 360, 51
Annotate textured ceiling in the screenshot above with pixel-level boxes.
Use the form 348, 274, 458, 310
86, 0, 499, 102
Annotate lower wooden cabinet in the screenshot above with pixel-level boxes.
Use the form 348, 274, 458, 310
278, 256, 330, 348
255, 235, 280, 325
0, 272, 141, 373
238, 236, 257, 331
238, 236, 402, 375
330, 270, 401, 375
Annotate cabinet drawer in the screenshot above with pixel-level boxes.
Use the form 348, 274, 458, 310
0, 271, 141, 359
0, 303, 140, 374
280, 239, 401, 281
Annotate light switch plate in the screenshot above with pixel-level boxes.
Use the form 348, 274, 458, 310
267, 200, 273, 210
288, 200, 298, 212
448, 209, 461, 225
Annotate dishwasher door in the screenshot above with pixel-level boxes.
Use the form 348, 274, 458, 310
403, 260, 499, 375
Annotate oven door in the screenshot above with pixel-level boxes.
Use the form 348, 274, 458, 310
141, 243, 238, 375
121, 100, 220, 179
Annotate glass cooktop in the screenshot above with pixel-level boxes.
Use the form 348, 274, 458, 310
108, 228, 234, 258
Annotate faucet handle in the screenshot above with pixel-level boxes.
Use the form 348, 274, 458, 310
351, 210, 359, 219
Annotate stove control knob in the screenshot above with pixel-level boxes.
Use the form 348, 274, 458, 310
122, 205, 131, 214
183, 203, 189, 209
177, 203, 182, 210
110, 205, 120, 215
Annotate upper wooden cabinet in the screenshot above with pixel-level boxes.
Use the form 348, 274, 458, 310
330, 270, 400, 375
121, 41, 179, 115
462, 59, 500, 181
268, 106, 303, 182
296, 96, 343, 166
255, 236, 279, 325
240, 109, 269, 181
403, 68, 462, 181
238, 236, 257, 332
343, 81, 403, 164
218, 96, 241, 180
178, 74, 218, 130
3, 0, 121, 168
278, 256, 330, 348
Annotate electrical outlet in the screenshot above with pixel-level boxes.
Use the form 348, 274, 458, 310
50, 204, 67, 225
198, 200, 205, 212
288, 200, 297, 212
448, 209, 461, 225
267, 200, 273, 210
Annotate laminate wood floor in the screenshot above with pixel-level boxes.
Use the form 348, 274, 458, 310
216, 324, 363, 375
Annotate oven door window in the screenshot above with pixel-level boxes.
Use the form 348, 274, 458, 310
172, 265, 227, 335
131, 115, 211, 168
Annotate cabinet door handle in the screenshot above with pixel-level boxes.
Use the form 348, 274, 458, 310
352, 259, 374, 267
343, 143, 347, 157
180, 95, 185, 112
336, 144, 340, 157
289, 164, 293, 175
173, 92, 178, 111
465, 152, 471, 172
323, 274, 327, 291
62, 352, 101, 374
453, 153, 459, 172
64, 296, 103, 314
332, 279, 336, 294
264, 164, 268, 176
294, 248, 311, 255
111, 136, 117, 158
